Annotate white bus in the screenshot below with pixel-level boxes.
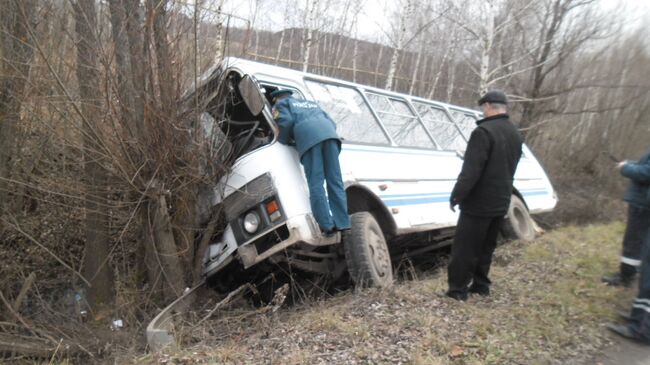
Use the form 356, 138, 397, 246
198, 58, 557, 288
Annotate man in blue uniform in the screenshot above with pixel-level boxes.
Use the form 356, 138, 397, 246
271, 89, 351, 236
602, 149, 650, 287
607, 149, 650, 345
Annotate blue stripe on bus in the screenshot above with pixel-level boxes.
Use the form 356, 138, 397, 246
378, 189, 549, 207
342, 146, 447, 156
380, 192, 449, 199
384, 195, 450, 207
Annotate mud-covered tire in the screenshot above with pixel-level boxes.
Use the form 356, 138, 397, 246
501, 195, 536, 241
343, 212, 393, 288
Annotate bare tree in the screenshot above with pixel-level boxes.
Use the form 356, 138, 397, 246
0, 0, 37, 212
301, 0, 320, 72
73, 0, 115, 311
519, 0, 612, 131
384, 0, 413, 90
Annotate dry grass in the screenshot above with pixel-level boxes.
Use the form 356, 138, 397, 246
134, 222, 634, 364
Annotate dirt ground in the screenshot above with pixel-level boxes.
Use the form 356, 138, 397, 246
113, 221, 650, 365
593, 338, 650, 365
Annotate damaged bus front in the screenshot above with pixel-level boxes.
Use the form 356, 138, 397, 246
196, 63, 344, 288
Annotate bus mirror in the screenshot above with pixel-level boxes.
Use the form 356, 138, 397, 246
238, 75, 265, 116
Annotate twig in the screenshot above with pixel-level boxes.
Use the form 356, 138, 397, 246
48, 339, 63, 364
194, 284, 255, 327
13, 272, 36, 312
0, 290, 58, 346
1, 216, 91, 287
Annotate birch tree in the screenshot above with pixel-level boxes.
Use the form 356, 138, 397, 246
384, 0, 413, 90
444, 0, 538, 95
301, 0, 319, 72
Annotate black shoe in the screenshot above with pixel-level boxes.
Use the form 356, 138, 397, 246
323, 230, 337, 238
469, 285, 490, 296
607, 323, 635, 339
445, 290, 468, 301
607, 323, 650, 346
618, 310, 633, 322
602, 272, 634, 287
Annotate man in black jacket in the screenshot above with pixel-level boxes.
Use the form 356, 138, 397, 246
446, 90, 523, 301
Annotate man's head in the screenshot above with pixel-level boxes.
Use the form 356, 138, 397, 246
478, 90, 508, 117
270, 89, 293, 104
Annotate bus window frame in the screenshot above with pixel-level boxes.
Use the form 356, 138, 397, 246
410, 100, 471, 151
364, 91, 438, 149
303, 77, 394, 146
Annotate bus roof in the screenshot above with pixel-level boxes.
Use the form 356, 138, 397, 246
220, 57, 481, 117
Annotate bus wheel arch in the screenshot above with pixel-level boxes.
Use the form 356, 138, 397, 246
345, 184, 397, 238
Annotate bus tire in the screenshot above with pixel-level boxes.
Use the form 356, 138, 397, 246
343, 212, 393, 288
501, 195, 536, 241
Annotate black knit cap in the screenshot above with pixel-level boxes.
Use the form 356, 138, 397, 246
478, 90, 507, 106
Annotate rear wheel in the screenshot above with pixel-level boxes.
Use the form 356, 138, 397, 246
501, 195, 536, 241
343, 212, 393, 288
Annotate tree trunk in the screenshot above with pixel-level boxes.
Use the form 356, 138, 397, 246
149, 0, 174, 115
520, 0, 564, 130
301, 0, 318, 72
384, 47, 400, 91
212, 1, 226, 65
352, 38, 358, 83
73, 0, 115, 310
374, 45, 384, 87
478, 2, 495, 95
151, 185, 185, 301
275, 29, 285, 64
0, 0, 37, 212
408, 38, 425, 95
123, 0, 147, 141
385, 0, 412, 91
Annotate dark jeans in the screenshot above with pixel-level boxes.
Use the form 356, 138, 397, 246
301, 139, 351, 231
627, 227, 650, 343
447, 213, 503, 296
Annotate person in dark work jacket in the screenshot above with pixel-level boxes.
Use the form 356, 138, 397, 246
602, 148, 650, 287
446, 90, 523, 301
271, 89, 351, 235
607, 149, 650, 344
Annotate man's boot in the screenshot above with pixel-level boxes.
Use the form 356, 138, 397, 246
602, 263, 637, 287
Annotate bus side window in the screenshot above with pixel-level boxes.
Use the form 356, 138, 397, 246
449, 110, 477, 140
366, 93, 435, 148
413, 102, 467, 151
304, 80, 390, 145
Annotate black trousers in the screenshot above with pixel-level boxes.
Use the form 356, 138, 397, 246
620, 204, 650, 276
627, 225, 650, 343
447, 213, 503, 296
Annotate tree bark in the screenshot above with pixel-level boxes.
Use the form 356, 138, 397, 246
0, 0, 37, 212
385, 0, 412, 91
73, 0, 115, 310
301, 0, 318, 72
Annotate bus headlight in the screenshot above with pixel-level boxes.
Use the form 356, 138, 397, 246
243, 211, 261, 234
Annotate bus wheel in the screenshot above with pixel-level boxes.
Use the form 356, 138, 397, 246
501, 195, 536, 241
343, 212, 393, 288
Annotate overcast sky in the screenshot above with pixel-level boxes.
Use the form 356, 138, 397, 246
219, 0, 650, 43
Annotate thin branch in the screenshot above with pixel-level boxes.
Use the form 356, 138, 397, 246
1, 216, 91, 287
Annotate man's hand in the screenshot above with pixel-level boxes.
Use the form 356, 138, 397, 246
617, 160, 628, 171
450, 197, 458, 212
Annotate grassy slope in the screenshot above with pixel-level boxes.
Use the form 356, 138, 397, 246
135, 222, 635, 365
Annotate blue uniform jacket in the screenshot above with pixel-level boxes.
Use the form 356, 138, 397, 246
622, 148, 650, 210
273, 96, 340, 157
